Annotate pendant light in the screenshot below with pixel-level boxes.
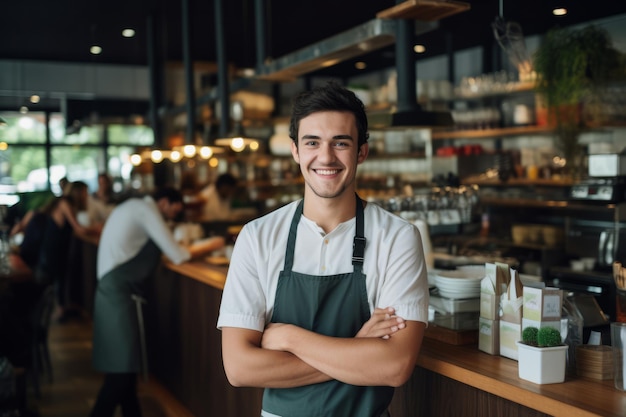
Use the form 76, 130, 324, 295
214, 101, 259, 152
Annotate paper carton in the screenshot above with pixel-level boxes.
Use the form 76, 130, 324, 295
480, 263, 504, 320
499, 320, 521, 360
478, 317, 499, 355
500, 268, 523, 324
522, 286, 563, 322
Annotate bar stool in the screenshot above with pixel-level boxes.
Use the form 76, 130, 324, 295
30, 284, 55, 398
131, 294, 148, 382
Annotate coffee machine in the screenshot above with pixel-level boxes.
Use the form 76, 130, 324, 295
550, 155, 626, 322
570, 154, 626, 202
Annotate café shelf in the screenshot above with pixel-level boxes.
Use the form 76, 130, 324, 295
432, 125, 552, 141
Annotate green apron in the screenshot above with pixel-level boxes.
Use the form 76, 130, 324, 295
92, 239, 161, 373
262, 195, 393, 417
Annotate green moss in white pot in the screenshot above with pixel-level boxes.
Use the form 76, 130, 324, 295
517, 326, 569, 384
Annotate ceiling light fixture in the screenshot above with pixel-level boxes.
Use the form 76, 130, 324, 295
214, 101, 259, 152
355, 61, 367, 70
552, 8, 567, 16
122, 28, 136, 38
90, 45, 102, 55
414, 44, 426, 53
171, 143, 225, 159
30, 95, 40, 104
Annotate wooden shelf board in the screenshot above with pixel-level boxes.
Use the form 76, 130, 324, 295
377, 0, 471, 21
432, 125, 553, 140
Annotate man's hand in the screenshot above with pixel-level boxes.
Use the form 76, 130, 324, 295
356, 307, 406, 339
261, 322, 290, 351
261, 307, 405, 352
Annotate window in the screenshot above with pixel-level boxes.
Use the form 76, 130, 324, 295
0, 112, 47, 144
0, 111, 154, 196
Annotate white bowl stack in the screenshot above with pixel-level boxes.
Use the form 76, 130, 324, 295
435, 266, 485, 299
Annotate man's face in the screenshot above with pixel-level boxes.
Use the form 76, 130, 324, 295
291, 110, 368, 200
159, 199, 184, 220
217, 185, 234, 200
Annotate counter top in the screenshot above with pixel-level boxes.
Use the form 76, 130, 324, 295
418, 338, 626, 417
165, 260, 626, 417
165, 259, 227, 290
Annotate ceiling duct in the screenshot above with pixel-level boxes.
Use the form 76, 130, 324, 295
367, 0, 470, 129
367, 16, 453, 129
255, 18, 438, 82
255, 0, 469, 128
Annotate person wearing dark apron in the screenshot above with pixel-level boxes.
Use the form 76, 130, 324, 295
89, 187, 225, 417
218, 82, 428, 417
90, 240, 161, 417
262, 197, 393, 416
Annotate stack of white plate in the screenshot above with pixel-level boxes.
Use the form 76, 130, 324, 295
435, 268, 484, 299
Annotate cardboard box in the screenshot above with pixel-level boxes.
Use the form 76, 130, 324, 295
500, 267, 523, 324
523, 286, 563, 322
478, 317, 499, 355
480, 292, 498, 320
499, 320, 521, 360
480, 263, 500, 320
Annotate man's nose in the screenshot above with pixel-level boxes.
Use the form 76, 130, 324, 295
317, 143, 335, 162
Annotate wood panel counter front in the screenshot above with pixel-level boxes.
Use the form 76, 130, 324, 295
158, 261, 626, 417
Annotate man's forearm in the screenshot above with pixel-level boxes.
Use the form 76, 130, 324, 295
221, 328, 331, 388
267, 321, 424, 387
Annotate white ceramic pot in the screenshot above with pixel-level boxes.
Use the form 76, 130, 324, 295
516, 341, 568, 384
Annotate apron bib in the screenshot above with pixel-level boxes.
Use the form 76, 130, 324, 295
262, 196, 393, 417
92, 239, 161, 373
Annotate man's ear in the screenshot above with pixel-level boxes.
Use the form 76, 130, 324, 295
291, 141, 300, 164
357, 143, 369, 163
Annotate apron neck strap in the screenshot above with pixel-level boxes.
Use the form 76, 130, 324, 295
284, 194, 366, 272
283, 200, 303, 272
352, 194, 366, 271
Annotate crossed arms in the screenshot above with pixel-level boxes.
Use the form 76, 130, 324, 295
221, 307, 425, 389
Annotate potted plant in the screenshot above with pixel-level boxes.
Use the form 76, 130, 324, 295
533, 25, 625, 178
516, 326, 569, 384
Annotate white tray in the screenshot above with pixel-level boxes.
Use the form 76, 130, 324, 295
429, 293, 480, 314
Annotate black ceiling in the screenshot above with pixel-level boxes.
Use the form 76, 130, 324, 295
1, 1, 626, 79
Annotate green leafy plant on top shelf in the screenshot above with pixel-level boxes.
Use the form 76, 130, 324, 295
521, 326, 562, 347
533, 25, 625, 178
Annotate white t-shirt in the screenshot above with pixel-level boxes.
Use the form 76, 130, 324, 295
97, 196, 190, 279
217, 200, 429, 332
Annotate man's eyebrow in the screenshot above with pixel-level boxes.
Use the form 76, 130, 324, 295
300, 134, 354, 140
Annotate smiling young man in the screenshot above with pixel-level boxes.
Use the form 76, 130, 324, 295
217, 81, 429, 417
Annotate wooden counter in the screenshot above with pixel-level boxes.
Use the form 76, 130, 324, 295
158, 261, 626, 417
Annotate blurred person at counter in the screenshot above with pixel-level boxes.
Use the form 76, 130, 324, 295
218, 82, 428, 417
58, 176, 69, 195
199, 172, 238, 220
90, 186, 224, 417
86, 172, 117, 227
10, 204, 49, 270
37, 181, 101, 320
